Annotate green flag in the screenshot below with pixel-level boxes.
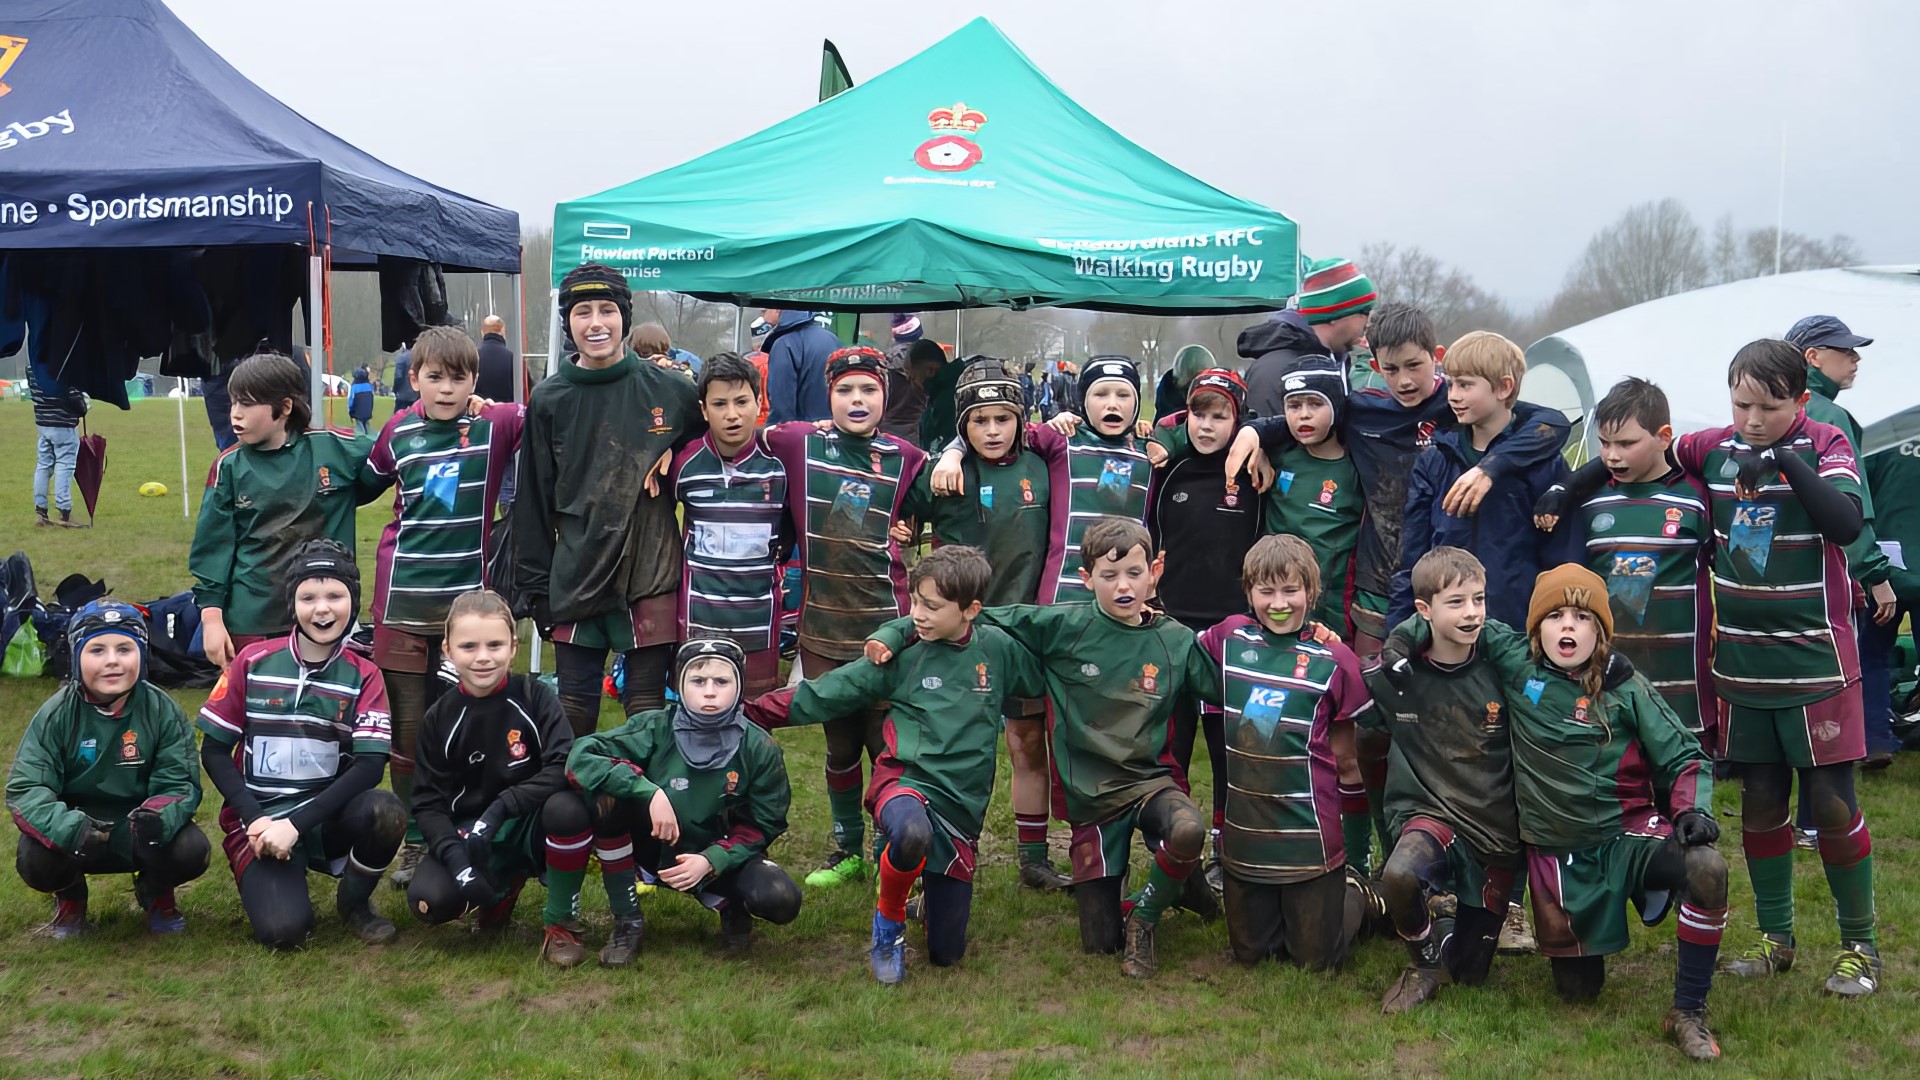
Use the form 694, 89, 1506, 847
820, 40, 859, 346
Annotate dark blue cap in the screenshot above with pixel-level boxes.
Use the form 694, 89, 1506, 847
1785, 315, 1872, 351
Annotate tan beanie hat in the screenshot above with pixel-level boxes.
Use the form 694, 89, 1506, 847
1527, 563, 1614, 642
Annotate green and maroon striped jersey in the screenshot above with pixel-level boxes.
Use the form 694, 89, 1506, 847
1573, 472, 1713, 735
197, 637, 392, 820
363, 404, 524, 633
670, 435, 789, 653
1025, 424, 1152, 604
1198, 615, 1373, 883
1676, 418, 1864, 708
762, 423, 926, 661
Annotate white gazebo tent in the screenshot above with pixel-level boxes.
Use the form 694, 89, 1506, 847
1525, 266, 1920, 454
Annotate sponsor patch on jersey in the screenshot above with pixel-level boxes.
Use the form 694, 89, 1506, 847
921, 676, 944, 690
1242, 686, 1288, 739
1081, 662, 1101, 678
1590, 512, 1616, 532
1525, 678, 1546, 705
1172, 491, 1188, 503
1278, 470, 1296, 495
78, 737, 98, 765
979, 484, 995, 510
671, 777, 690, 791
1729, 501, 1778, 577
1607, 551, 1659, 622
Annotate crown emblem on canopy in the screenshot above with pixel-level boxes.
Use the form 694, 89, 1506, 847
927, 102, 988, 132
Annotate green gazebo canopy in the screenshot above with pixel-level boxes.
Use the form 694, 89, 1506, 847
553, 18, 1298, 314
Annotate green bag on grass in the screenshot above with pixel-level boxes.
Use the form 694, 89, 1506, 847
3, 629, 46, 678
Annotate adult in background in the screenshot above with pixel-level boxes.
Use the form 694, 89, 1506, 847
1154, 344, 1217, 419
392, 342, 419, 411
1239, 257, 1376, 418
882, 316, 947, 448
348, 366, 375, 437
28, 363, 88, 528
1045, 360, 1080, 421
516, 264, 704, 739
763, 308, 841, 424
477, 315, 516, 403
1789, 315, 1900, 768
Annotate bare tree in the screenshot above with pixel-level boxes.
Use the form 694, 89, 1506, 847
1705, 214, 1861, 285
1359, 242, 1521, 343
1559, 198, 1709, 315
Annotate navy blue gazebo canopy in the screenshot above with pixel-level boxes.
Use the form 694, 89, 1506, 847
0, 0, 519, 271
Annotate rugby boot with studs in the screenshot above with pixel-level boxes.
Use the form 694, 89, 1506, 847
1720, 932, 1794, 978
1825, 941, 1882, 997
540, 923, 588, 968
1121, 911, 1158, 979
1662, 1007, 1722, 1062
599, 913, 645, 967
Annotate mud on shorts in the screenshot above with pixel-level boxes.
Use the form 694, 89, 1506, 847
1525, 833, 1670, 958
553, 592, 678, 652
1067, 785, 1195, 886
1349, 589, 1390, 645
1401, 816, 1519, 914
1718, 683, 1864, 769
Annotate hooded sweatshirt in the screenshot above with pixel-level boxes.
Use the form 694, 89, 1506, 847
1238, 311, 1335, 420
764, 311, 842, 425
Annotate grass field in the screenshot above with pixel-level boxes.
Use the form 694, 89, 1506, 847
2, 395, 1919, 1078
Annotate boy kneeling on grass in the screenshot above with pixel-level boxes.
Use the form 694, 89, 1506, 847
1382, 565, 1729, 1062
9, 601, 210, 938
564, 640, 800, 961
869, 517, 1218, 979
1363, 547, 1520, 1012
198, 541, 406, 950
1195, 535, 1383, 971
762, 545, 1043, 984
403, 591, 592, 967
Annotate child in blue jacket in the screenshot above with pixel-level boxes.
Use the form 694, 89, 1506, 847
1388, 332, 1575, 631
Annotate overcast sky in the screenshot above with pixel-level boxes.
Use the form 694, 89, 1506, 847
169, 0, 1918, 307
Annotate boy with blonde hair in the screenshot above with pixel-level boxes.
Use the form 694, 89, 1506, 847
1389, 332, 1574, 630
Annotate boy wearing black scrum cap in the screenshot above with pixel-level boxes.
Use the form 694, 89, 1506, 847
515, 264, 704, 739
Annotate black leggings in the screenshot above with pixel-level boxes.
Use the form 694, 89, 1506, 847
596, 797, 802, 926
16, 824, 211, 902
407, 791, 593, 924
1073, 789, 1208, 953
878, 795, 973, 966
554, 641, 673, 738
1169, 700, 1227, 821
240, 789, 405, 950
